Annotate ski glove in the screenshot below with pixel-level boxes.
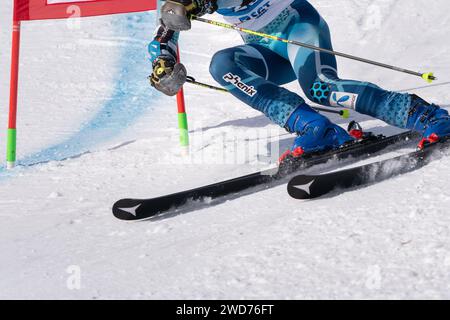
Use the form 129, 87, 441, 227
161, 0, 217, 31
149, 55, 187, 96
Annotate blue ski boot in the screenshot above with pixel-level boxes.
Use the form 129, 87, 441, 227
406, 95, 450, 149
280, 103, 355, 162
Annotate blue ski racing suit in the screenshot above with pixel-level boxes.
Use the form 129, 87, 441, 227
149, 0, 450, 156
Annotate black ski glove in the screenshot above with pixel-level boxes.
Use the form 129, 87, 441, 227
149, 55, 187, 96
161, 0, 217, 31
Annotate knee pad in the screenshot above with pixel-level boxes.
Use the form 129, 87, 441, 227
309, 81, 331, 104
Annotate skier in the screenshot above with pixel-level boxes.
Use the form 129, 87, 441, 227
148, 0, 450, 160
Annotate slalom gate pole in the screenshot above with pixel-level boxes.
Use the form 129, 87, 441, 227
158, 0, 189, 153
185, 76, 350, 119
191, 16, 436, 84
7, 19, 21, 169
176, 46, 190, 154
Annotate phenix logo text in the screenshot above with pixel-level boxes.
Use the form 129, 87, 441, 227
223, 73, 258, 97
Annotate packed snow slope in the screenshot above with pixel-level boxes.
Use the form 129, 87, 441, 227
1, 0, 450, 299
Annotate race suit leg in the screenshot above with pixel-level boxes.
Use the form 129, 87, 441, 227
285, 0, 412, 129
209, 43, 309, 128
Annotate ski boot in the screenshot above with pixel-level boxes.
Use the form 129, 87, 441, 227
406, 94, 450, 149
279, 103, 355, 163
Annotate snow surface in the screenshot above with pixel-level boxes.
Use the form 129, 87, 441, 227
1, 0, 450, 299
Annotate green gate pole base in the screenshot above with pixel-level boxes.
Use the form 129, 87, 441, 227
178, 113, 189, 155
6, 128, 16, 169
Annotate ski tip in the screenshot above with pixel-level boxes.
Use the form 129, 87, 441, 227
287, 175, 317, 200
422, 72, 436, 84
112, 199, 144, 221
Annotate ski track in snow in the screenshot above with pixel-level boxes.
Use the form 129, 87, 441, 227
0, 13, 158, 175
1, 0, 450, 299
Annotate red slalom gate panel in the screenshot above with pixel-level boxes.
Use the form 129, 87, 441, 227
7, 0, 158, 168
14, 0, 156, 21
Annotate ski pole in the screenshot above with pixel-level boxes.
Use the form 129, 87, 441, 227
191, 16, 436, 84
186, 76, 228, 93
186, 76, 350, 119
313, 106, 350, 119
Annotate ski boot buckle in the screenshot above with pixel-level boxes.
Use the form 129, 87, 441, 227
417, 133, 440, 150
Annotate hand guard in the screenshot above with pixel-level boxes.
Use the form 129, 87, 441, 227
149, 56, 187, 96
161, 0, 217, 31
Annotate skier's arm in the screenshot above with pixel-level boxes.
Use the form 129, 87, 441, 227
160, 0, 219, 31
150, 0, 246, 62
148, 23, 179, 65
148, 22, 187, 96
149, 0, 220, 64
148, 1, 217, 96
149, 0, 227, 62
149, 1, 245, 95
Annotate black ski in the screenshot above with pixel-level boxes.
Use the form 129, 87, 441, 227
288, 137, 450, 200
113, 130, 417, 221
